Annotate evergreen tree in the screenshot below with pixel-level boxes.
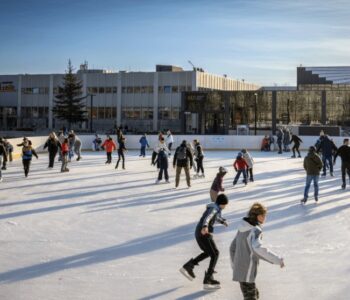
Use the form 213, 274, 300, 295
53, 60, 87, 128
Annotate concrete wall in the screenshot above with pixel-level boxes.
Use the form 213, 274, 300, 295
7, 135, 347, 160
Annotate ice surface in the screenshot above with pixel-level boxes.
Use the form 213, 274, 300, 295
0, 151, 349, 300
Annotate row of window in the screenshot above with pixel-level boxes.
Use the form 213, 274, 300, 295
22, 87, 49, 95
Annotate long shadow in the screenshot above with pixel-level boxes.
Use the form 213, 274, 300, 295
175, 290, 216, 300
138, 287, 182, 300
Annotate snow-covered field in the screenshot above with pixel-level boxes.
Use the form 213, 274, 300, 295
0, 150, 349, 300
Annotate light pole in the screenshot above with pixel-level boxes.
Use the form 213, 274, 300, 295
88, 94, 95, 133
254, 93, 258, 135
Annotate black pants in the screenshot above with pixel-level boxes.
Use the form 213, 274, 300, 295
248, 168, 254, 180
106, 152, 112, 163
151, 151, 157, 165
292, 144, 300, 157
192, 233, 219, 275
277, 141, 282, 153
168, 143, 173, 151
196, 156, 204, 174
116, 152, 125, 169
22, 159, 31, 177
158, 167, 169, 180
341, 161, 350, 186
49, 150, 58, 168
240, 282, 259, 300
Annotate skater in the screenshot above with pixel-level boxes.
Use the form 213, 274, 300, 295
151, 133, 164, 165
93, 134, 102, 151
166, 130, 174, 156
230, 202, 285, 300
242, 149, 254, 182
193, 139, 205, 178
316, 134, 337, 176
276, 128, 283, 154
139, 134, 150, 157
290, 133, 303, 158
283, 128, 291, 152
302, 146, 323, 204
115, 136, 126, 169
173, 140, 193, 188
101, 136, 117, 164
233, 152, 249, 186
155, 145, 170, 184
43, 132, 61, 168
180, 194, 229, 290
333, 138, 350, 189
17, 137, 32, 147
60, 138, 70, 172
0, 138, 8, 182
57, 131, 65, 161
21, 140, 38, 177
210, 167, 227, 202
68, 131, 82, 161
260, 135, 270, 152
3, 139, 13, 163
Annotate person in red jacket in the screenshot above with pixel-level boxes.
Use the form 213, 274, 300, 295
233, 152, 249, 186
61, 138, 69, 172
102, 136, 117, 164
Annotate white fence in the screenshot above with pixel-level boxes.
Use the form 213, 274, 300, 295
6, 134, 347, 160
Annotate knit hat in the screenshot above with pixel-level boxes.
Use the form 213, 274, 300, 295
216, 194, 228, 205
219, 166, 228, 174
309, 146, 316, 152
237, 152, 243, 158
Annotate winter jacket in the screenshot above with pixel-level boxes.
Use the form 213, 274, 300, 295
334, 145, 350, 163
44, 138, 61, 153
317, 136, 337, 157
154, 142, 169, 153
22, 146, 38, 160
0, 143, 8, 161
196, 203, 226, 234
139, 136, 149, 148
303, 152, 323, 175
194, 143, 204, 158
102, 139, 117, 153
211, 173, 225, 192
166, 134, 174, 144
276, 129, 283, 143
61, 143, 69, 155
290, 135, 302, 146
230, 218, 282, 283
173, 145, 193, 168
283, 130, 290, 144
242, 152, 254, 168
157, 149, 169, 169
233, 157, 248, 171
118, 141, 126, 154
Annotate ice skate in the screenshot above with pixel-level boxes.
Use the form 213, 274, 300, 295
203, 271, 220, 290
179, 259, 196, 281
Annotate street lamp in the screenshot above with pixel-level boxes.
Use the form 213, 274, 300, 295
88, 93, 95, 133
254, 93, 258, 135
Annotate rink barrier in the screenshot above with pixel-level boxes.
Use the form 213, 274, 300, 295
7, 135, 347, 161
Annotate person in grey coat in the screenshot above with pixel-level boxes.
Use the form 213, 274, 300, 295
283, 128, 291, 152
230, 203, 284, 300
68, 131, 82, 161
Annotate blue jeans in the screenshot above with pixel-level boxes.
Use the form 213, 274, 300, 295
140, 146, 146, 157
233, 169, 247, 184
322, 155, 333, 175
304, 175, 319, 200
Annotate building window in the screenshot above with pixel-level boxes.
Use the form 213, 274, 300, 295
99, 87, 105, 94
164, 86, 171, 93
159, 107, 170, 119
134, 87, 141, 93
171, 108, 179, 119
127, 86, 134, 93
98, 107, 105, 119
142, 108, 153, 120
141, 86, 147, 93
158, 86, 164, 93
148, 86, 154, 93
172, 86, 179, 93
113, 87, 117, 93
92, 87, 98, 94
179, 86, 186, 92
105, 87, 112, 94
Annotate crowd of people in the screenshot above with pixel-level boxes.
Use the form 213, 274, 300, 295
1, 127, 350, 298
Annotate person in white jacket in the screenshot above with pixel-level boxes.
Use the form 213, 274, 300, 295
242, 149, 254, 182
166, 130, 174, 156
230, 202, 285, 300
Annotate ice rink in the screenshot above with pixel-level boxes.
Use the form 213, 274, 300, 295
0, 150, 349, 300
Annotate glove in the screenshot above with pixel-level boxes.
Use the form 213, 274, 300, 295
234, 167, 238, 172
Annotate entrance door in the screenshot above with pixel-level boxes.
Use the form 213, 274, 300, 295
205, 113, 225, 134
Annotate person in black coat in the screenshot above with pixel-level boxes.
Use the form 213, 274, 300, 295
43, 132, 61, 168
334, 138, 350, 189
115, 137, 126, 169
0, 138, 8, 181
316, 135, 337, 176
155, 147, 169, 183
276, 128, 283, 154
290, 134, 303, 158
173, 140, 193, 188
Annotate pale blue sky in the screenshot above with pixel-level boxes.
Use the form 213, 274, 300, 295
1, 0, 349, 85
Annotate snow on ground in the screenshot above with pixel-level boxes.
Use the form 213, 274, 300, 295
0, 150, 349, 300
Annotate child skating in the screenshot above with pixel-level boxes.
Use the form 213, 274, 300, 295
102, 136, 117, 164
233, 152, 249, 186
180, 194, 229, 290
21, 140, 38, 177
230, 202, 285, 300
210, 167, 227, 202
242, 149, 254, 182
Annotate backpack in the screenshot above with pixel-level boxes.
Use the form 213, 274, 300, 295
158, 149, 166, 160
177, 146, 187, 160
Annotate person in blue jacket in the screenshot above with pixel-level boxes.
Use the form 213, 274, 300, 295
139, 134, 150, 157
316, 134, 337, 176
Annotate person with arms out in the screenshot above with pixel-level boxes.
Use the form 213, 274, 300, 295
290, 133, 303, 158
180, 194, 229, 290
173, 140, 193, 188
230, 202, 285, 300
43, 132, 61, 168
302, 146, 323, 204
21, 140, 38, 177
333, 138, 350, 189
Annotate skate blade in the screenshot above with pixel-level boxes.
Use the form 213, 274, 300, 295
203, 284, 221, 290
179, 268, 194, 281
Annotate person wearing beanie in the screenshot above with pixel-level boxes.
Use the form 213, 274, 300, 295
173, 140, 193, 188
302, 146, 323, 204
210, 167, 227, 202
230, 202, 285, 300
102, 136, 117, 164
233, 152, 249, 186
180, 194, 229, 290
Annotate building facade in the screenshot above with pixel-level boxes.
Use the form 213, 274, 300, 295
0, 65, 259, 132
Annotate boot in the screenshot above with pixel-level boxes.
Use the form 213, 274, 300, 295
179, 259, 196, 281
203, 271, 220, 290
